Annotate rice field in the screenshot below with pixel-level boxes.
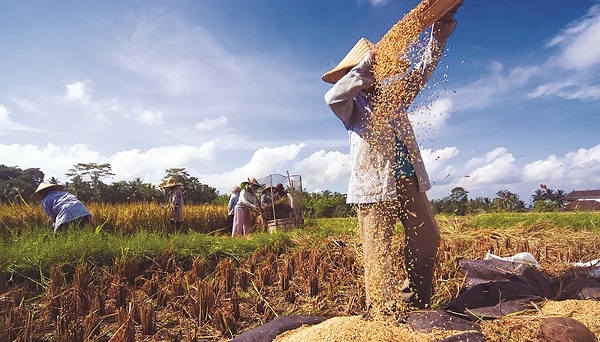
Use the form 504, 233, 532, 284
0, 202, 228, 236
0, 204, 599, 341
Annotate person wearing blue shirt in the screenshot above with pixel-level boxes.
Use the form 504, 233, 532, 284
30, 183, 92, 233
323, 5, 460, 316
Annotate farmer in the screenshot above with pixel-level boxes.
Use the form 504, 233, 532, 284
227, 185, 241, 234
232, 178, 261, 237
161, 177, 184, 231
273, 183, 293, 220
261, 186, 275, 222
322, 5, 461, 316
30, 182, 92, 233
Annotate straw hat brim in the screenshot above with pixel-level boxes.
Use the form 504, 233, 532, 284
161, 177, 183, 188
322, 37, 375, 84
248, 178, 261, 187
162, 183, 183, 188
30, 183, 65, 201
262, 186, 275, 194
241, 178, 262, 191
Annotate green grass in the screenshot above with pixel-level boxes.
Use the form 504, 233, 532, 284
302, 217, 357, 236
467, 211, 600, 231
0, 224, 294, 288
2, 212, 599, 291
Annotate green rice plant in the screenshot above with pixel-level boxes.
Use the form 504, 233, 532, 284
468, 212, 600, 231
0, 222, 294, 290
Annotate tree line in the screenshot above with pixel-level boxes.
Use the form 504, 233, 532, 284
1, 164, 567, 217
0, 164, 218, 205
430, 186, 568, 215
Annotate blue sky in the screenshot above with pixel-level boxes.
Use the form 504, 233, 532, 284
1, 0, 600, 202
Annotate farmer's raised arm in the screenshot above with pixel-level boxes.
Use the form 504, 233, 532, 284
402, 10, 458, 107
324, 53, 375, 129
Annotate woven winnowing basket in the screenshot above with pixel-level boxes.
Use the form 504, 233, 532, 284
322, 0, 460, 84
376, 0, 461, 76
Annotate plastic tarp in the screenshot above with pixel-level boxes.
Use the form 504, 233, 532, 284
445, 256, 600, 319
230, 254, 600, 340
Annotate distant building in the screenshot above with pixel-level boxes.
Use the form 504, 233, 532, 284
563, 190, 600, 211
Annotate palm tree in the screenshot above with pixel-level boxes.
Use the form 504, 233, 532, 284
531, 189, 546, 202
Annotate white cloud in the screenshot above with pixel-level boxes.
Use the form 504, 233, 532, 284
0, 143, 101, 181
244, 144, 305, 176
109, 143, 215, 183
528, 80, 600, 100
294, 150, 350, 192
2, 141, 599, 200
111, 13, 235, 97
521, 144, 600, 193
528, 5, 600, 100
64, 81, 91, 104
7, 95, 46, 116
506, 65, 543, 87
412, 97, 453, 139
446, 7, 600, 104
131, 108, 164, 125
421, 146, 459, 178
0, 104, 34, 133
564, 144, 600, 183
547, 4, 600, 71
452, 61, 542, 111
200, 143, 306, 192
0, 104, 15, 129
522, 155, 565, 182
0, 142, 216, 184
3, 2, 600, 203
458, 147, 518, 186
368, 0, 389, 5
57, 81, 125, 121
195, 116, 228, 130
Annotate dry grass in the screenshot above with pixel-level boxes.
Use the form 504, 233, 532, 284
1, 215, 599, 341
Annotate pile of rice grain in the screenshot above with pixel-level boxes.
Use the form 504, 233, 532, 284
273, 315, 471, 342
273, 300, 600, 342
481, 299, 600, 342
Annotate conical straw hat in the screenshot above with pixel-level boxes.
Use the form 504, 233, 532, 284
161, 177, 183, 188
30, 182, 65, 201
322, 37, 375, 84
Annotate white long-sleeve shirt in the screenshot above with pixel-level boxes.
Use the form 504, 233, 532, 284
235, 189, 258, 210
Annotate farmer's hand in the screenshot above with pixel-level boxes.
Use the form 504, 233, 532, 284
369, 45, 378, 61
438, 1, 462, 23
434, 2, 460, 37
